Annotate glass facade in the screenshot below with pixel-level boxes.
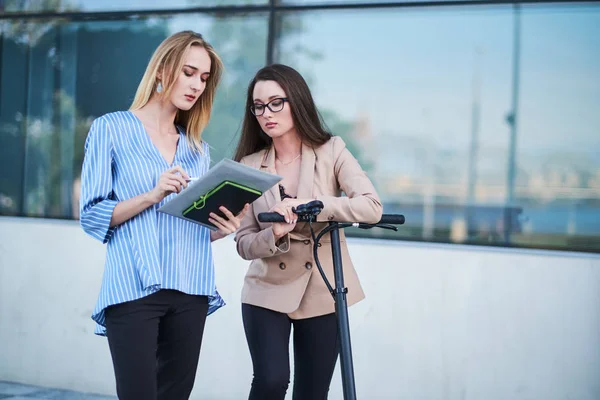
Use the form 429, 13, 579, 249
1, 0, 268, 13
1, 0, 598, 253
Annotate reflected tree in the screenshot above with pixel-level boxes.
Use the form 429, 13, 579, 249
0, 0, 80, 217
191, 0, 370, 170
199, 13, 269, 163
0, 2, 168, 218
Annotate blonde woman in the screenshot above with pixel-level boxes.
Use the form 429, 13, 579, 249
79, 31, 247, 400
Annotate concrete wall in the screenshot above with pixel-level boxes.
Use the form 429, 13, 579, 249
1, 217, 599, 400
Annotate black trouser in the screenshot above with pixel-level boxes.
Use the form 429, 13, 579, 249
242, 303, 340, 400
104, 289, 209, 400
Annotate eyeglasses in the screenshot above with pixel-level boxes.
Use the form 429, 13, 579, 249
250, 98, 288, 116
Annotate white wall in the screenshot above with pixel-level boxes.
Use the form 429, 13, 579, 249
1, 217, 599, 400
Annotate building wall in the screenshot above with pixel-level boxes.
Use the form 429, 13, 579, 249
1, 217, 598, 400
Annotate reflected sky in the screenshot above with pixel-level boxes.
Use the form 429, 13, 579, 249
278, 5, 600, 156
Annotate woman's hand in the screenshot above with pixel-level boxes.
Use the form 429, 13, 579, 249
269, 198, 313, 240
146, 165, 189, 204
209, 204, 250, 241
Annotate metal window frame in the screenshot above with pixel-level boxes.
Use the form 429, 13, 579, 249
1, 0, 598, 20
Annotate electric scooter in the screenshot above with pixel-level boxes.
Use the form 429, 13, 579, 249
258, 200, 405, 400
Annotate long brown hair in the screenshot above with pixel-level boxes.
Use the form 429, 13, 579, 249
233, 64, 331, 161
130, 30, 224, 152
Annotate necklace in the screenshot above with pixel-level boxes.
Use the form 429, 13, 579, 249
276, 153, 301, 166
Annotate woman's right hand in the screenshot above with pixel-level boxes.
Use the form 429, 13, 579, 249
269, 198, 310, 240
146, 165, 190, 204
272, 220, 296, 241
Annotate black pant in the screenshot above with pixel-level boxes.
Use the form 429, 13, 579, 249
104, 289, 209, 400
242, 303, 340, 400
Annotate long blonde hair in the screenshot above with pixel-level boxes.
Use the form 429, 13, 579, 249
130, 30, 223, 151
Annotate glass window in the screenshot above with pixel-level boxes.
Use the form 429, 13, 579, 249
280, 0, 486, 4
275, 4, 600, 252
1, 0, 267, 14
0, 12, 268, 219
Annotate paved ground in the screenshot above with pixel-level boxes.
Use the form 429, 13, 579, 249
0, 382, 115, 400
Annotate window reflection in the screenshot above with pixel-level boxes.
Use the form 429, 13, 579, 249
276, 5, 600, 252
0, 13, 268, 218
0, 1, 598, 253
2, 0, 267, 13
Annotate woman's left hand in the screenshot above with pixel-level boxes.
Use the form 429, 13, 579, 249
209, 204, 250, 240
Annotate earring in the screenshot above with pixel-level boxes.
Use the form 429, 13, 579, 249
156, 82, 163, 93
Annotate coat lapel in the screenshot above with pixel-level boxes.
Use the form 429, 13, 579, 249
296, 142, 316, 201
259, 142, 316, 233
260, 145, 280, 210
294, 143, 317, 233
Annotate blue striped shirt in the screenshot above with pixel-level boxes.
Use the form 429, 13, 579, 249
79, 111, 225, 336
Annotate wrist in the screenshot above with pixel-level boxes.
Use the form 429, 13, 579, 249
272, 229, 285, 242
142, 190, 159, 206
210, 230, 225, 241
272, 229, 281, 242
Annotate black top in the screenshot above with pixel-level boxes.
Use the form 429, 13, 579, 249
279, 184, 296, 200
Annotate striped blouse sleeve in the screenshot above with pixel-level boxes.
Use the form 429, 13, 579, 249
79, 117, 118, 244
203, 141, 211, 170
